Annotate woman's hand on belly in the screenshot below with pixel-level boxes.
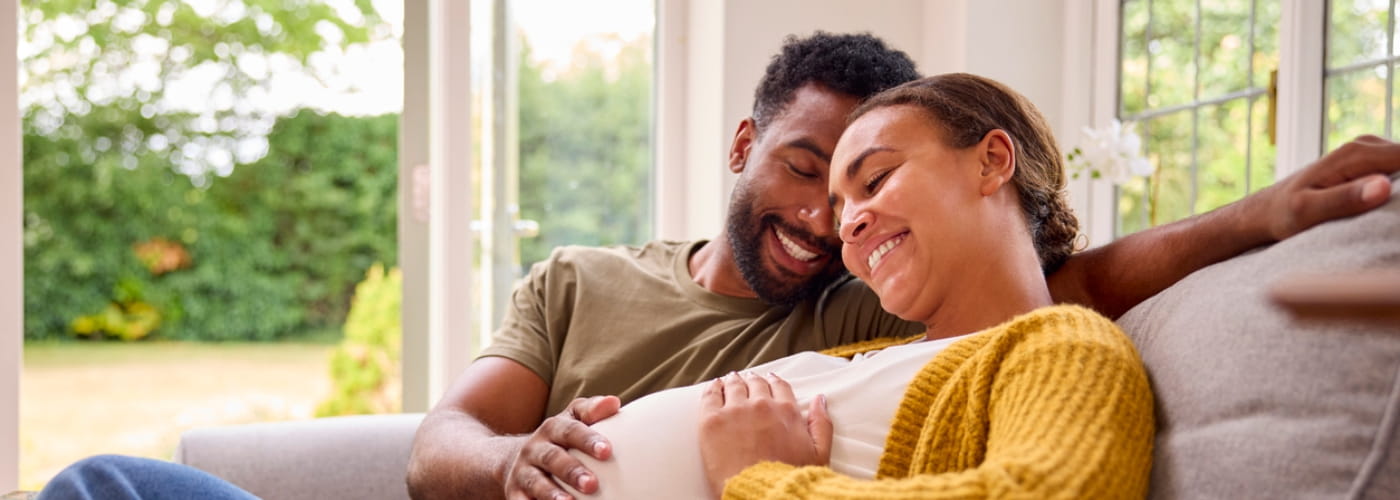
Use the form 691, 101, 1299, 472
698, 372, 833, 497
505, 395, 620, 500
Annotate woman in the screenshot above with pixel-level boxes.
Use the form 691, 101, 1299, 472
696, 73, 1154, 498
567, 73, 1153, 499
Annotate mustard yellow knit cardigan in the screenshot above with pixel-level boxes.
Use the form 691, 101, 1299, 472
722, 304, 1155, 499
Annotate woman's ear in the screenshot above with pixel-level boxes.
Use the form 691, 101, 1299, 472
728, 118, 757, 173
977, 129, 1016, 196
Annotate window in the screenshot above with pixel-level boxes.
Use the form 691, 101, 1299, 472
468, 0, 655, 341
18, 0, 402, 488
1116, 0, 1280, 235
1106, 0, 1396, 238
1324, 0, 1400, 149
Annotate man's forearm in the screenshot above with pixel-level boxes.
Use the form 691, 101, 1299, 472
1048, 193, 1269, 318
406, 409, 525, 500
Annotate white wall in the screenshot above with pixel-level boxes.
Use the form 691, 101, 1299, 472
2, 0, 20, 490
656, 0, 1096, 242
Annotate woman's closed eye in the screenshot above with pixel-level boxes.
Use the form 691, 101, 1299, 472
865, 168, 893, 194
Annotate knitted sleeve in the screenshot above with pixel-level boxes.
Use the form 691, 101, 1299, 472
722, 306, 1155, 500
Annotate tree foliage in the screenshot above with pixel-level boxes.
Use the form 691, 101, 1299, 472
22, 0, 390, 183
24, 109, 398, 341
517, 37, 653, 267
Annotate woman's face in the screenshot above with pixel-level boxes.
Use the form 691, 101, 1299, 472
827, 105, 994, 323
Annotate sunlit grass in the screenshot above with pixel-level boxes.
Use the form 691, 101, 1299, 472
19, 341, 334, 491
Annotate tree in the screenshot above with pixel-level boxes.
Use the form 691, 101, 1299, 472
21, 0, 391, 183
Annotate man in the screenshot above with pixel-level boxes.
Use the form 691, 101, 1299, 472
404, 31, 1398, 500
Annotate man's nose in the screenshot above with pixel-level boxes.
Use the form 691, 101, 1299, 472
799, 203, 835, 238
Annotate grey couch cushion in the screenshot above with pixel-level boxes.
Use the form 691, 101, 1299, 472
174, 413, 424, 500
1118, 174, 1400, 500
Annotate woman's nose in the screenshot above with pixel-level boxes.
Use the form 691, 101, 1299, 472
840, 209, 871, 243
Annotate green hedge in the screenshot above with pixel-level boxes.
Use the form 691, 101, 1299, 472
23, 107, 398, 341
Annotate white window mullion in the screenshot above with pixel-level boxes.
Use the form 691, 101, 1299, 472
2, 0, 21, 490
1087, 0, 1122, 248
1276, 0, 1326, 176
401, 0, 477, 412
400, 0, 432, 413
426, 0, 477, 409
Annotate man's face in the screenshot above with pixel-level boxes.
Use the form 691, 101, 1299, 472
726, 83, 861, 306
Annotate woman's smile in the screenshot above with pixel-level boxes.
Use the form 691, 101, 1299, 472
866, 231, 908, 273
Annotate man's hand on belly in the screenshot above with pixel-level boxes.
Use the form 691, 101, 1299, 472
504, 395, 621, 500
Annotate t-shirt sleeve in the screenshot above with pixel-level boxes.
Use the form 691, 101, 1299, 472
817, 277, 924, 346
477, 253, 566, 384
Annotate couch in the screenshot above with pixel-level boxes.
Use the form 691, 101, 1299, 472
175, 174, 1400, 499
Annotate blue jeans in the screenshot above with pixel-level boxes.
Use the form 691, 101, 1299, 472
37, 455, 258, 500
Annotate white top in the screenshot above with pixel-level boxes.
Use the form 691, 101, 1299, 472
566, 332, 972, 499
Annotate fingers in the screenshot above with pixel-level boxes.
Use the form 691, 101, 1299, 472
1295, 174, 1392, 229
741, 372, 772, 399
702, 378, 724, 411
807, 394, 834, 463
549, 407, 612, 461
569, 395, 621, 425
765, 373, 797, 405
1308, 137, 1400, 187
530, 417, 602, 492
512, 463, 573, 500
721, 372, 748, 401
1360, 175, 1394, 206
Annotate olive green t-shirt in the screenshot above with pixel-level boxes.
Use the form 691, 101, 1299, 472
478, 240, 924, 415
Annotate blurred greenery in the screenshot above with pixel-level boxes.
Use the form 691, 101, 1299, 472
22, 0, 653, 343
318, 263, 400, 416
517, 38, 653, 268
1325, 0, 1393, 151
21, 0, 398, 341
24, 109, 398, 341
1118, 0, 1280, 235
21, 0, 389, 185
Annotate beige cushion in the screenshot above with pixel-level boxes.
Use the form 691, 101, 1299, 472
174, 413, 424, 500
1117, 174, 1400, 499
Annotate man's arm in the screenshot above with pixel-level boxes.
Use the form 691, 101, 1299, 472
405, 357, 618, 500
1049, 135, 1398, 317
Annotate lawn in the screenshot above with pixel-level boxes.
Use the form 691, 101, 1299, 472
19, 341, 335, 491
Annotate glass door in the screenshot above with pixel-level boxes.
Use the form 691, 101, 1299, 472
469, 0, 656, 344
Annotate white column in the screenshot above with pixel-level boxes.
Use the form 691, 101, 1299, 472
1276, 0, 1325, 176
399, 0, 432, 412
1, 0, 21, 490
654, 0, 692, 240
426, 0, 476, 406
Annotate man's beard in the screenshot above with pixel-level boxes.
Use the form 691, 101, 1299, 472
726, 187, 846, 307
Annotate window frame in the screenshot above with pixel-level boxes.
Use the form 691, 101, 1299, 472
1083, 0, 1327, 243
2, 0, 20, 489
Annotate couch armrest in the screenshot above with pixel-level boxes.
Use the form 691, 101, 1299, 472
173, 413, 425, 500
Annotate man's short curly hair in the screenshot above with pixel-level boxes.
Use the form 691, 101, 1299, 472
752, 32, 920, 136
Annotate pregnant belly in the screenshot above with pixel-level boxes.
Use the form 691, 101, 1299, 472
565, 384, 709, 499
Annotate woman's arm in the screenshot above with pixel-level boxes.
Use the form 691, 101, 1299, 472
704, 307, 1155, 500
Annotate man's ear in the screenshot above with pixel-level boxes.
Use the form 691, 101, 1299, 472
728, 118, 757, 173
977, 129, 1016, 196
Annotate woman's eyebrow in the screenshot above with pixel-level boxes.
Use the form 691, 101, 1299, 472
843, 146, 896, 182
